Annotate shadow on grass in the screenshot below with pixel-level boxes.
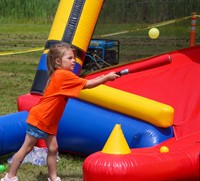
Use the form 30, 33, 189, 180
36, 172, 83, 181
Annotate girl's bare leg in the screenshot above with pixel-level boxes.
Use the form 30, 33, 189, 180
8, 134, 38, 178
45, 135, 58, 181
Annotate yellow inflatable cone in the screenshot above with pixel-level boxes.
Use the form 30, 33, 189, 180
102, 124, 131, 154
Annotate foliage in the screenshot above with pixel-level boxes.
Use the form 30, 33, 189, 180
0, 0, 200, 23
0, 0, 58, 23
100, 0, 200, 23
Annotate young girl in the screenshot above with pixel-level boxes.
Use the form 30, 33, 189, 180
1, 42, 119, 181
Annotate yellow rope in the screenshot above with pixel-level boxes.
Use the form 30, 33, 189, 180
0, 15, 198, 56
0, 47, 43, 56
98, 15, 193, 38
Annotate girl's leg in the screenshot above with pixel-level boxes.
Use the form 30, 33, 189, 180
8, 134, 38, 178
45, 135, 58, 181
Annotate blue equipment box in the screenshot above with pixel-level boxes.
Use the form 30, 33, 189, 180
83, 39, 120, 71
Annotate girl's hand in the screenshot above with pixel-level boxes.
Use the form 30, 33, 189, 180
106, 72, 120, 81
84, 72, 120, 89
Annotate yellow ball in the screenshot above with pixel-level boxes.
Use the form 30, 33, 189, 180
148, 28, 160, 39
160, 146, 169, 153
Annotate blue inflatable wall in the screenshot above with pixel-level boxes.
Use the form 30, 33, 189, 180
57, 98, 173, 155
0, 111, 28, 155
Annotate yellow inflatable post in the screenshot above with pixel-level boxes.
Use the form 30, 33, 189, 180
45, 0, 104, 74
79, 85, 174, 128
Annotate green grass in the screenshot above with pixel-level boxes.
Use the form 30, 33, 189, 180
0, 153, 84, 181
0, 23, 51, 33
0, 20, 197, 180
0, 55, 37, 114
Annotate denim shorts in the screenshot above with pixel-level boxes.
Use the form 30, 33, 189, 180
26, 124, 48, 139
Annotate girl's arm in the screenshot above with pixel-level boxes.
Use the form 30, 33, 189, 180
83, 72, 120, 89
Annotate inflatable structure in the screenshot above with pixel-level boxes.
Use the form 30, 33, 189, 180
0, 0, 200, 180
83, 45, 200, 180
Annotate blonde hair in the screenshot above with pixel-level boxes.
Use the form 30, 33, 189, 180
46, 42, 76, 77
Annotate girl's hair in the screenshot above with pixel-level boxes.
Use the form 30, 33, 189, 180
47, 42, 76, 77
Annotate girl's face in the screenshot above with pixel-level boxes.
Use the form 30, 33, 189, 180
59, 49, 76, 71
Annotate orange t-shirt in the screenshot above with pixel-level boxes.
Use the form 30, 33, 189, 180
27, 69, 87, 135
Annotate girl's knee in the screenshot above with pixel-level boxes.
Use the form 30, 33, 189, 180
45, 135, 58, 154
48, 144, 58, 155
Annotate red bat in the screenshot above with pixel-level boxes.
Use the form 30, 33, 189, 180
116, 54, 172, 76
